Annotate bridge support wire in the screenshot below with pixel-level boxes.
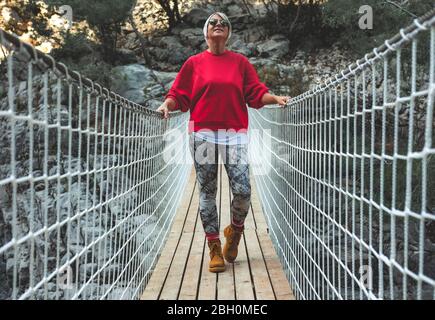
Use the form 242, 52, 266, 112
0, 29, 191, 300
249, 10, 435, 300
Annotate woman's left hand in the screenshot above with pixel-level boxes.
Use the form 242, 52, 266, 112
275, 95, 291, 107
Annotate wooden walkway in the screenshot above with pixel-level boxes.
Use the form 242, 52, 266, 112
141, 165, 295, 300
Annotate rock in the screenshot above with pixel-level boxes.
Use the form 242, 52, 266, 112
148, 46, 169, 61
111, 64, 153, 105
124, 32, 140, 50
271, 34, 287, 41
249, 57, 278, 69
179, 28, 204, 49
227, 4, 244, 17
151, 70, 178, 87
155, 35, 180, 49
241, 26, 266, 43
168, 47, 195, 65
250, 2, 268, 17
256, 39, 289, 59
111, 64, 176, 105
145, 98, 163, 110
229, 39, 253, 57
116, 48, 138, 64
170, 25, 184, 36
183, 8, 210, 27
155, 36, 195, 65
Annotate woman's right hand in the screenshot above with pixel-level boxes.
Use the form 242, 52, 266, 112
156, 102, 170, 119
156, 98, 176, 119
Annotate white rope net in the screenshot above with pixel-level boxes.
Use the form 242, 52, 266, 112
0, 30, 191, 300
1, 10, 435, 301
249, 12, 435, 300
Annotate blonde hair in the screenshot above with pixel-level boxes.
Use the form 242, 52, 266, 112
203, 12, 232, 45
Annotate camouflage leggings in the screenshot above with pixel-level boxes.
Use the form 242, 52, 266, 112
189, 134, 251, 235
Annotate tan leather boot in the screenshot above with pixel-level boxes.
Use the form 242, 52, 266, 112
223, 225, 243, 263
208, 239, 225, 273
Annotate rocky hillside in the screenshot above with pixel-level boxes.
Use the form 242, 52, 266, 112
0, 0, 95, 57
112, 0, 354, 109
0, 1, 356, 109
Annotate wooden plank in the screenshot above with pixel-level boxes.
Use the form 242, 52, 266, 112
178, 218, 205, 300
140, 166, 195, 300
217, 165, 235, 300
244, 204, 256, 230
143, 164, 295, 301
249, 175, 295, 299
198, 240, 217, 299
159, 174, 200, 300
183, 174, 200, 234
140, 230, 179, 300
233, 234, 255, 300
250, 177, 269, 233
244, 230, 275, 300
226, 169, 255, 300
159, 231, 193, 300
197, 164, 221, 300
257, 232, 295, 300
243, 176, 257, 231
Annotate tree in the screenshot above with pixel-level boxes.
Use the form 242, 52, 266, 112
1, 0, 53, 37
154, 0, 182, 30
44, 0, 136, 62
259, 0, 328, 52
322, 0, 434, 55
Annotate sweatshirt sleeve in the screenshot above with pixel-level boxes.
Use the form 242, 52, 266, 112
164, 57, 194, 112
243, 58, 269, 109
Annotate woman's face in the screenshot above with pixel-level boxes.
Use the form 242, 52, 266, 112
207, 14, 230, 43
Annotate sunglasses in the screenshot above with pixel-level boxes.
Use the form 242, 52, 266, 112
209, 18, 230, 28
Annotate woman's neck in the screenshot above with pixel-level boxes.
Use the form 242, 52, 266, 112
207, 42, 226, 55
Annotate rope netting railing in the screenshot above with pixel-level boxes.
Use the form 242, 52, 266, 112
249, 11, 435, 300
0, 30, 191, 300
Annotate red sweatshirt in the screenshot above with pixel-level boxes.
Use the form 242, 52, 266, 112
164, 49, 269, 132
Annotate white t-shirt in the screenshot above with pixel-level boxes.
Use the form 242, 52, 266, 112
193, 130, 248, 145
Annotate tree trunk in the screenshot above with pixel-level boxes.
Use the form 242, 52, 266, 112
156, 0, 180, 30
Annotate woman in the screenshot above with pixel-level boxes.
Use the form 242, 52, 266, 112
157, 12, 289, 273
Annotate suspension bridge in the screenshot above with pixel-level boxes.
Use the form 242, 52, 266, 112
0, 10, 434, 300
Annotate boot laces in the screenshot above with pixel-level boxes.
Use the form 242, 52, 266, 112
210, 241, 223, 258
228, 226, 241, 246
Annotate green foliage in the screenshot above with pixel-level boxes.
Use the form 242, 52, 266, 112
322, 0, 435, 56
154, 0, 182, 30
44, 0, 136, 28
260, 0, 333, 53
44, 0, 136, 61
50, 31, 114, 88
257, 64, 310, 96
257, 0, 434, 56
27, 0, 54, 37
66, 57, 114, 89
50, 31, 93, 60
2, 0, 53, 36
